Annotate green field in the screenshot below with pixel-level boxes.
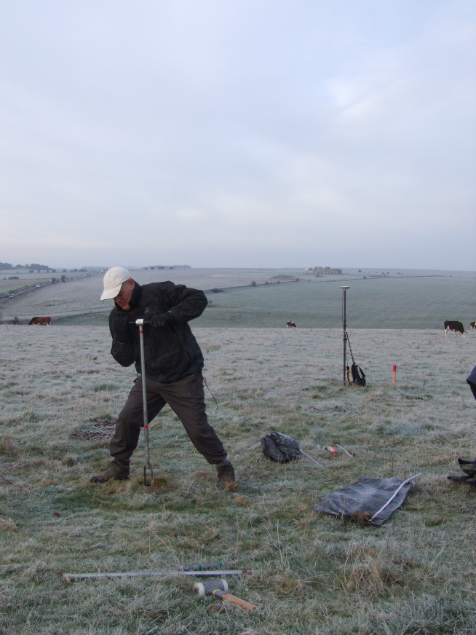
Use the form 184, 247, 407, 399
51, 275, 476, 330
190, 276, 476, 330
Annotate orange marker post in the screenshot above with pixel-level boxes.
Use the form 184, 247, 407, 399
392, 365, 396, 390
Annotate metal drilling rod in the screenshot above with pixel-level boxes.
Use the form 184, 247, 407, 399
137, 319, 153, 486
139, 322, 149, 461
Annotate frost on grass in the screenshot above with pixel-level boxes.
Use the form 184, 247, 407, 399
0, 325, 475, 634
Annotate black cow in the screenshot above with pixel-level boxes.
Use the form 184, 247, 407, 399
286, 321, 297, 328
444, 321, 465, 337
470, 321, 476, 331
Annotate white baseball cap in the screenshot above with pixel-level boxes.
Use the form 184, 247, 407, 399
100, 267, 131, 301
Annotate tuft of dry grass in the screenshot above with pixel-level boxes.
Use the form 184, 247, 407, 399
0, 517, 17, 531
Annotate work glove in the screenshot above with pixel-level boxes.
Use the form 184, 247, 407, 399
149, 312, 173, 328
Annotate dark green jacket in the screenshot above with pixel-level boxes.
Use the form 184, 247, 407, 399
109, 281, 207, 383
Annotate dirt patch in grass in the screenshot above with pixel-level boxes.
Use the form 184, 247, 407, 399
69, 417, 117, 441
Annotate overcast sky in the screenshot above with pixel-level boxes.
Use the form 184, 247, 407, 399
1, 1, 475, 270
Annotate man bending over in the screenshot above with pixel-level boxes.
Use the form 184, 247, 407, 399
90, 267, 235, 489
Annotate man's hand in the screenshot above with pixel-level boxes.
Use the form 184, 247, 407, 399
128, 316, 168, 327
149, 313, 171, 328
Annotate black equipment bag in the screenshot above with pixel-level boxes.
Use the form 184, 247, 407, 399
261, 431, 301, 463
351, 362, 366, 386
346, 333, 366, 387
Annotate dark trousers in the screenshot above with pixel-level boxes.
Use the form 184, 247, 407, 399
110, 372, 227, 465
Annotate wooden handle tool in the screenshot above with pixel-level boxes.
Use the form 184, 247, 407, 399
213, 589, 256, 611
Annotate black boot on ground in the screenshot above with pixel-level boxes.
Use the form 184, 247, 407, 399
90, 459, 130, 483
216, 459, 236, 490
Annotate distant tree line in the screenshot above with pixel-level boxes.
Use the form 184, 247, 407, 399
0, 262, 54, 271
143, 265, 191, 270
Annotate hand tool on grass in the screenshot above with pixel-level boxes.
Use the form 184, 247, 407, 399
134, 318, 154, 487
194, 579, 257, 611
317, 444, 348, 458
336, 444, 354, 458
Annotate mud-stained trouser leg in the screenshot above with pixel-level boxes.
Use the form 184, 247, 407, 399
110, 373, 227, 465
156, 372, 227, 465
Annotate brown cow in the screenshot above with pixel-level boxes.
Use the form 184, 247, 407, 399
29, 317, 52, 325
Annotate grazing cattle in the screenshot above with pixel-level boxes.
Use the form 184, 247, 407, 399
444, 321, 465, 337
470, 321, 476, 331
286, 321, 297, 328
29, 316, 52, 326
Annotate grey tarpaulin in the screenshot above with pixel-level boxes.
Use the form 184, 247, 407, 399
312, 477, 415, 526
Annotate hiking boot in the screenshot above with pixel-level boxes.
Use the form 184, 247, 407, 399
216, 461, 236, 490
90, 460, 130, 483
447, 475, 472, 483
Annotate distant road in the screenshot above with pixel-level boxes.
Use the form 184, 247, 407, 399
0, 283, 44, 303
0, 272, 102, 305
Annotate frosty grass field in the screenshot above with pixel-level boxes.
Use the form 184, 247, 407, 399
1, 270, 476, 634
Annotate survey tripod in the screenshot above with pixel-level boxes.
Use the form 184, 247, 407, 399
341, 286, 366, 387
341, 286, 349, 386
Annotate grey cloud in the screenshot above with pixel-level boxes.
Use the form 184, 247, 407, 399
0, 0, 475, 269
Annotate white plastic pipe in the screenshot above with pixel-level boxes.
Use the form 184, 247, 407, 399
371, 474, 421, 522
63, 569, 249, 581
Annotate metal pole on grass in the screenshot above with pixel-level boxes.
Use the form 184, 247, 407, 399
136, 319, 154, 487
341, 286, 350, 386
